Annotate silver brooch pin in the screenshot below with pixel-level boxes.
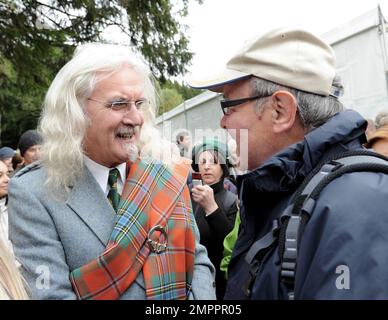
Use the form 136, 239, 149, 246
147, 225, 168, 253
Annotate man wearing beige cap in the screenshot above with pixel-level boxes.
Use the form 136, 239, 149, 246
189, 27, 388, 299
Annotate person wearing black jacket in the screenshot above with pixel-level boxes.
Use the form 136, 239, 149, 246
188, 27, 388, 299
191, 140, 238, 299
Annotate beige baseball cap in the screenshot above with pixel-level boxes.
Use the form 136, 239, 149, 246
188, 27, 336, 96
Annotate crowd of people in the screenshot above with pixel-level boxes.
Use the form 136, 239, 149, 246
0, 129, 42, 299
1, 26, 388, 300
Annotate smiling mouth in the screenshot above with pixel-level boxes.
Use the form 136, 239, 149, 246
116, 126, 138, 140
116, 132, 134, 140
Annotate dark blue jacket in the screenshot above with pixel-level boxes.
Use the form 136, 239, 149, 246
225, 110, 388, 299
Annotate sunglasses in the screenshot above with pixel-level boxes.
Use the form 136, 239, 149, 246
220, 95, 270, 115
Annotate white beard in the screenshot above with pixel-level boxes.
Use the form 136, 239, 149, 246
124, 142, 139, 163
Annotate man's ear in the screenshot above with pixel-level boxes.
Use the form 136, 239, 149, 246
269, 91, 298, 133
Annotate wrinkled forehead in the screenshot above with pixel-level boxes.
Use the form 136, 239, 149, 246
92, 66, 146, 96
94, 65, 144, 84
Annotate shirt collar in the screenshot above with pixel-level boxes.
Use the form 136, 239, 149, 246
83, 156, 127, 194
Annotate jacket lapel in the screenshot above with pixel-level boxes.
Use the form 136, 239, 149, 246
66, 167, 115, 246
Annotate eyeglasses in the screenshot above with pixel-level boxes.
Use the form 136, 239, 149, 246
88, 98, 148, 113
220, 95, 270, 115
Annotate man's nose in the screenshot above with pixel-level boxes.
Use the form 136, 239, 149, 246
123, 107, 144, 125
220, 115, 227, 129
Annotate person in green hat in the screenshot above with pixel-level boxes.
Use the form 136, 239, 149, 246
191, 139, 238, 299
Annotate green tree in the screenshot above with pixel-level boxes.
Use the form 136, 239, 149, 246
163, 79, 203, 101
159, 87, 183, 115
0, 0, 203, 147
157, 79, 204, 116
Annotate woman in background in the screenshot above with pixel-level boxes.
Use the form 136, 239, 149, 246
190, 140, 238, 299
0, 160, 11, 249
0, 160, 28, 299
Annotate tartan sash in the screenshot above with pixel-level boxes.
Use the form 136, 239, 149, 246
70, 158, 195, 300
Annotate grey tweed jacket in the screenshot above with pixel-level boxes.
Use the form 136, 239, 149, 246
8, 163, 216, 300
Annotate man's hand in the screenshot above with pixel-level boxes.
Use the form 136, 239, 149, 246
191, 185, 219, 215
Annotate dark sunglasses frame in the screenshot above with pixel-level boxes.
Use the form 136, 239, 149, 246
220, 95, 270, 115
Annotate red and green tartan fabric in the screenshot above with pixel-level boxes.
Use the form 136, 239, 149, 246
70, 159, 195, 300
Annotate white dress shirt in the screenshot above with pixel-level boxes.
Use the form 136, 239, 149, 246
0, 197, 17, 263
84, 156, 127, 196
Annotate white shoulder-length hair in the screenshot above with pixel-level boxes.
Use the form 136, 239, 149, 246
39, 43, 180, 198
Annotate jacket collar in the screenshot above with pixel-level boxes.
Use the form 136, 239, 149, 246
209, 179, 225, 193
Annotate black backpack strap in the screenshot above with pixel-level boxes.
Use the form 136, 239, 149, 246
241, 157, 351, 298
242, 219, 280, 297
280, 162, 338, 299
280, 151, 388, 300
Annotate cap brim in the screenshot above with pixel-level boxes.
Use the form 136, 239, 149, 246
187, 68, 250, 92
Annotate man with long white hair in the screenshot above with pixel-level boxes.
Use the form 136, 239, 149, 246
8, 43, 216, 300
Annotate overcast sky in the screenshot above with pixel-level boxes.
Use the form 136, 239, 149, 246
183, 0, 388, 81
